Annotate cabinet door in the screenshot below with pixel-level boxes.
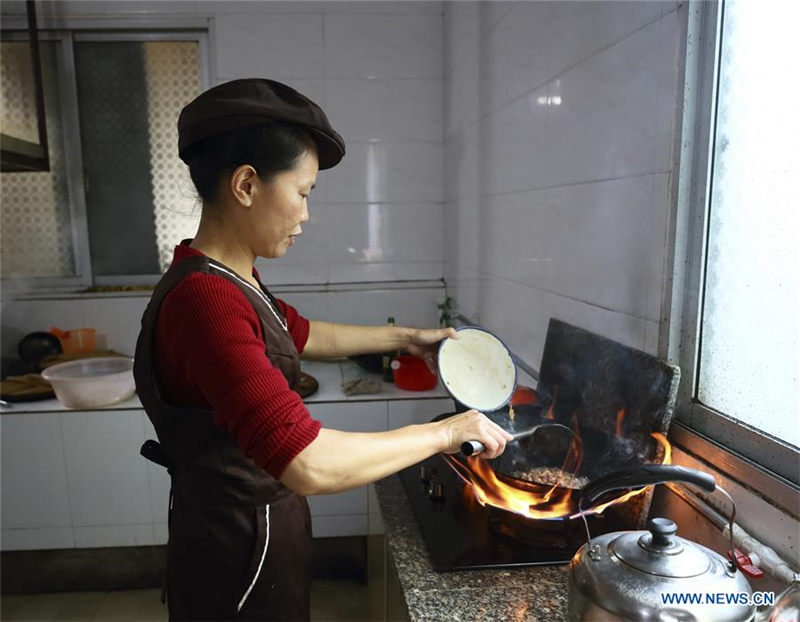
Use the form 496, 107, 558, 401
60, 409, 153, 547
306, 402, 387, 537
0, 413, 74, 550
366, 398, 455, 535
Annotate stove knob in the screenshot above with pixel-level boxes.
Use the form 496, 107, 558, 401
420, 465, 437, 483
429, 480, 445, 501
420, 465, 431, 482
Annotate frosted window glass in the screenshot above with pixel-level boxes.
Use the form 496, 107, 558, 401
698, 0, 799, 447
142, 42, 203, 272
1, 42, 76, 278
75, 40, 202, 276
1, 38, 201, 283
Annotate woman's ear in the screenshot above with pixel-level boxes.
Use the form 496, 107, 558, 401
230, 165, 258, 207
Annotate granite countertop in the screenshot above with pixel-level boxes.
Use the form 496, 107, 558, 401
0, 359, 450, 414
375, 475, 570, 622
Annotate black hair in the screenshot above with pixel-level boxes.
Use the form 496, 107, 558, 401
184, 120, 316, 203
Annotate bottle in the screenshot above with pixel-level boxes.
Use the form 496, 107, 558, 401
382, 316, 396, 382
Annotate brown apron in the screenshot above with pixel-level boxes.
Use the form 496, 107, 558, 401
134, 254, 312, 621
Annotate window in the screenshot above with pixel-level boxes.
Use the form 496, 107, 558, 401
0, 30, 208, 289
670, 0, 799, 486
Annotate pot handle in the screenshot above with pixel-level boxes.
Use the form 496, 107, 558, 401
581, 464, 716, 505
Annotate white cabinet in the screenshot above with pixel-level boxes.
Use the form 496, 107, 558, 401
0, 413, 74, 550
0, 409, 165, 551
366, 398, 454, 535
0, 397, 450, 549
60, 410, 153, 547
306, 402, 387, 538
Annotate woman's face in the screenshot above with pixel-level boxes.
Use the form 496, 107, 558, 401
250, 148, 319, 259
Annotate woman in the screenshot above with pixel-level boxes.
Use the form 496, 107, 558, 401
133, 78, 511, 622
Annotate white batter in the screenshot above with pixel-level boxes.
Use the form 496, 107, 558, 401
438, 327, 516, 411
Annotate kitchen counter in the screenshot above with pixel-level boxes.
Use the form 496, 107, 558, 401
374, 475, 570, 622
0, 359, 449, 414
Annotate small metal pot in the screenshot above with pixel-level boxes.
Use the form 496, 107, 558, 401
568, 464, 755, 621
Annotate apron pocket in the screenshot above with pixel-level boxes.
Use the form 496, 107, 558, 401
236, 504, 270, 613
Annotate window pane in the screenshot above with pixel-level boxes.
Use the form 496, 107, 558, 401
74, 40, 202, 277
698, 0, 799, 447
1, 41, 77, 278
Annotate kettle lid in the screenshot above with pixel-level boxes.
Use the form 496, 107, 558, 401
611, 518, 712, 578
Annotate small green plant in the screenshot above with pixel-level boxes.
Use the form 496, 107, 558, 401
437, 296, 454, 328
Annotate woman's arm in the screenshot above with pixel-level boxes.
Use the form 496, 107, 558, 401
302, 320, 456, 360
279, 409, 511, 495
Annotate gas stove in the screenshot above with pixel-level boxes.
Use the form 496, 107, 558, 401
399, 455, 579, 571
399, 318, 681, 572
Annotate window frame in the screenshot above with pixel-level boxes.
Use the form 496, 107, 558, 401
661, 0, 799, 498
0, 25, 211, 291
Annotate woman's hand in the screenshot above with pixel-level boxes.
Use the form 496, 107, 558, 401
406, 327, 457, 373
436, 409, 513, 459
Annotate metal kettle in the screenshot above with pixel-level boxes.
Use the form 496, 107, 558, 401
568, 464, 756, 621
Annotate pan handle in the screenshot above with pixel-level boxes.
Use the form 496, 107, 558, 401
580, 464, 715, 505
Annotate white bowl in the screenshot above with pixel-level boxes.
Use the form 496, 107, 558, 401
437, 326, 517, 412
41, 356, 135, 409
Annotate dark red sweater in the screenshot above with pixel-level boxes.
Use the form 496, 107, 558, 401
155, 243, 321, 478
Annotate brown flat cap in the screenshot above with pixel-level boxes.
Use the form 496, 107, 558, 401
178, 78, 345, 169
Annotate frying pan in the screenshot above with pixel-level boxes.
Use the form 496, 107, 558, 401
434, 402, 662, 491
433, 406, 581, 486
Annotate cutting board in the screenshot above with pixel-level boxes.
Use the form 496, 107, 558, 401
0, 373, 55, 402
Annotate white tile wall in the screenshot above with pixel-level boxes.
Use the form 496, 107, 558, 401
325, 79, 442, 142
478, 278, 649, 373
214, 13, 324, 80
0, 1, 446, 293
545, 19, 665, 187
323, 203, 443, 266
309, 287, 445, 328
478, 2, 552, 116
481, 175, 667, 321
324, 142, 443, 205
323, 2, 442, 15
481, 86, 549, 195
1, 283, 447, 359
324, 14, 441, 79
444, 1, 684, 360
545, 1, 665, 78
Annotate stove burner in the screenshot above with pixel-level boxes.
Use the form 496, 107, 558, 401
400, 455, 637, 570
399, 455, 580, 570
488, 507, 587, 551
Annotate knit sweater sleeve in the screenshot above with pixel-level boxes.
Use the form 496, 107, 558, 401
274, 297, 310, 354
155, 272, 321, 477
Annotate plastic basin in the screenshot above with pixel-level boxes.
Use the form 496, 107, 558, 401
41, 356, 135, 408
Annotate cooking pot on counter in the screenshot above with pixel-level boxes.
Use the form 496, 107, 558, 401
568, 464, 755, 621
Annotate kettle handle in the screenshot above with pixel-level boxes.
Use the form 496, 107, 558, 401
579, 464, 739, 575
580, 464, 716, 505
